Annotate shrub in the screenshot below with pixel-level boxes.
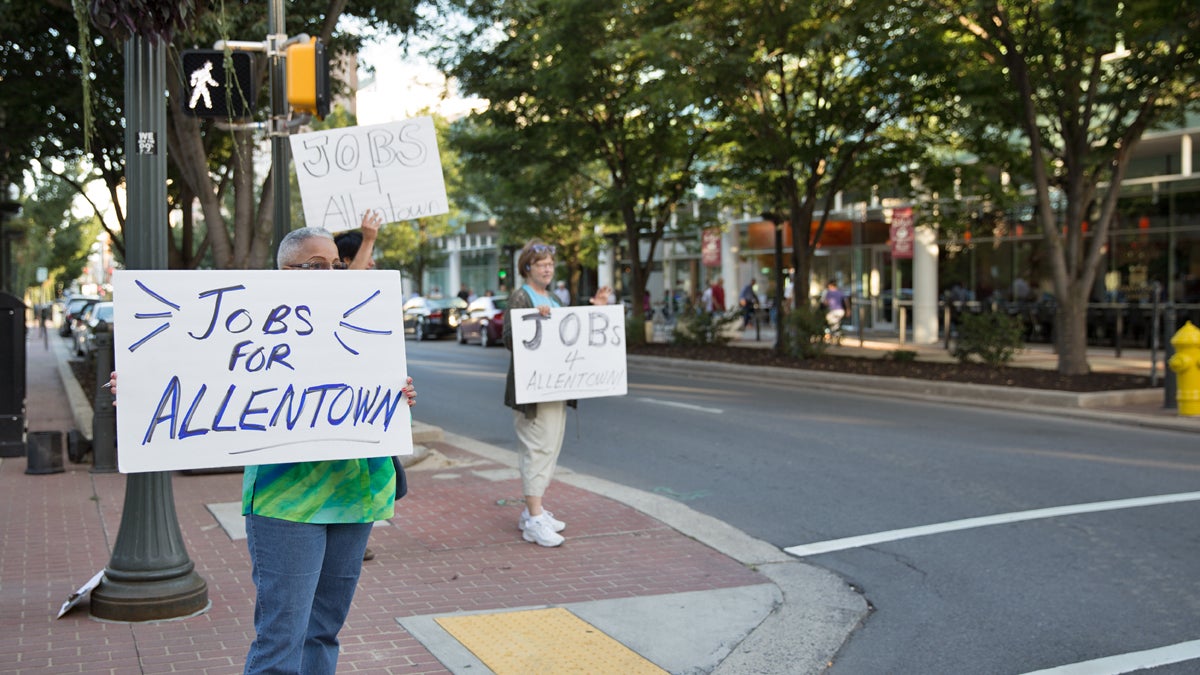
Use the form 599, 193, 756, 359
953, 312, 1024, 366
626, 315, 646, 346
889, 349, 918, 362
671, 309, 739, 347
783, 306, 830, 359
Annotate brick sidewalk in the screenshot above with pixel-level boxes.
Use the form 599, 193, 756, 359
1, 334, 769, 674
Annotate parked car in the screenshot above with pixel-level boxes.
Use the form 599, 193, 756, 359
59, 295, 100, 337
403, 296, 467, 341
456, 296, 508, 347
76, 301, 114, 357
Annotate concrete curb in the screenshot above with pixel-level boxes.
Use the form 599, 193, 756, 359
443, 431, 870, 673
628, 355, 1199, 434
51, 337, 95, 442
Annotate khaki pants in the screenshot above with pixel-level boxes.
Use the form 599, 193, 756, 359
513, 401, 568, 497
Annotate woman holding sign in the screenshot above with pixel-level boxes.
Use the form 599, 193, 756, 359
111, 227, 418, 675
503, 239, 611, 547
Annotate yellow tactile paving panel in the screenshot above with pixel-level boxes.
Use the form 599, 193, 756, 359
435, 607, 668, 674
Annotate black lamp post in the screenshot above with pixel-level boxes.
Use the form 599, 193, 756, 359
89, 34, 208, 622
762, 212, 787, 353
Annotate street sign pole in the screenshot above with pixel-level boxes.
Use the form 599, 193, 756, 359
269, 0, 290, 260
90, 35, 208, 622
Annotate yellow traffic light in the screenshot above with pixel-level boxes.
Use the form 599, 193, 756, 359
286, 37, 330, 119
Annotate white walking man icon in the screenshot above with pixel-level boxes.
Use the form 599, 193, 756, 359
188, 60, 219, 111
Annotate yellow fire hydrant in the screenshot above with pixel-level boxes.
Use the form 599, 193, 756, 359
1168, 321, 1200, 416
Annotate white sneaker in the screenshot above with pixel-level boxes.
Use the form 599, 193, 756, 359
522, 514, 565, 547
518, 508, 566, 533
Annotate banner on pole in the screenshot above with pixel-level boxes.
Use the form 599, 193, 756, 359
890, 207, 915, 259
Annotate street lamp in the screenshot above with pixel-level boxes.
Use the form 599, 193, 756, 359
89, 33, 208, 623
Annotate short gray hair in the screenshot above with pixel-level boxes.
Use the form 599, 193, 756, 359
276, 227, 334, 269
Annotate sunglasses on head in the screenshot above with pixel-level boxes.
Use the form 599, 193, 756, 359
529, 243, 556, 255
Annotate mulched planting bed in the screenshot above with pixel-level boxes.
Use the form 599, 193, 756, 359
629, 343, 1156, 393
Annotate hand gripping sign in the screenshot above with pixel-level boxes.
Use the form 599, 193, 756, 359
511, 305, 628, 404
289, 117, 449, 232
112, 270, 412, 473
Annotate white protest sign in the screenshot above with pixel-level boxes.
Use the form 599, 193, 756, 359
112, 270, 412, 473
289, 117, 449, 232
512, 305, 627, 404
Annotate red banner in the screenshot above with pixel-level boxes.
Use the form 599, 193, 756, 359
701, 228, 722, 267
890, 208, 915, 259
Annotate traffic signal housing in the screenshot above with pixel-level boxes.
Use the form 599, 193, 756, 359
286, 37, 330, 119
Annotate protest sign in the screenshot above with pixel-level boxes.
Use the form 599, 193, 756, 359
511, 305, 627, 404
289, 117, 449, 231
111, 270, 412, 473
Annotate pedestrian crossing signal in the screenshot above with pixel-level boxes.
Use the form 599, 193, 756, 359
286, 38, 331, 120
180, 50, 257, 118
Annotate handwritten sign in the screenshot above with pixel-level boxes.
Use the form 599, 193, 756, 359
512, 305, 627, 404
289, 117, 449, 231
112, 270, 412, 473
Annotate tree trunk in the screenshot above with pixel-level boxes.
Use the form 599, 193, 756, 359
1055, 292, 1091, 375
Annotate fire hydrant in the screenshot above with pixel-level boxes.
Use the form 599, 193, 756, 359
1168, 321, 1200, 416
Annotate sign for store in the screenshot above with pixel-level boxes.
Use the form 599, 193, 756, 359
890, 208, 915, 259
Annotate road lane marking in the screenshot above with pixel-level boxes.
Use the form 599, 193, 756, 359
785, 491, 1200, 557
1019, 639, 1200, 674
636, 397, 723, 414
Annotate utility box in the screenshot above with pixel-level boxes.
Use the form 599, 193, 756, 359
0, 292, 26, 457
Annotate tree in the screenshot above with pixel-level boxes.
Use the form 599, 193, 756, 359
442, 0, 714, 320
9, 163, 101, 300
449, 114, 613, 300
3, 1, 430, 272
944, 1, 1200, 374
686, 0, 956, 308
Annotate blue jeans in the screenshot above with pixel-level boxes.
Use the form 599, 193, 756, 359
243, 515, 373, 675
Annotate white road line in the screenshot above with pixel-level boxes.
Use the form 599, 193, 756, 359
1019, 639, 1200, 674
636, 397, 723, 414
785, 491, 1200, 557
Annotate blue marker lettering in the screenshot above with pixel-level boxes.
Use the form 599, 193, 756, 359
142, 376, 182, 444
211, 385, 240, 432
239, 388, 277, 431
179, 383, 210, 439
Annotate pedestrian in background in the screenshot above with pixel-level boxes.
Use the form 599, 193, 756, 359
502, 239, 611, 547
821, 280, 849, 332
710, 276, 726, 313
553, 280, 570, 305
739, 279, 758, 328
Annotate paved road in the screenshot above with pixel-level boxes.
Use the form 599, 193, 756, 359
405, 338, 1200, 674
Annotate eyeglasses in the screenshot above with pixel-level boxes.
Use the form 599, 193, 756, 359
529, 243, 556, 255
284, 261, 349, 270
